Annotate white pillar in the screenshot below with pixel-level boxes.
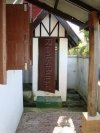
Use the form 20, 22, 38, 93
59, 38, 68, 101
32, 38, 39, 100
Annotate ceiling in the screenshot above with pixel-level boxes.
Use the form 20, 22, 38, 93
25, 0, 100, 28
6, 0, 100, 28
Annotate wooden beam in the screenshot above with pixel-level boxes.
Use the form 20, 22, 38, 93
56, 16, 81, 45
54, 0, 59, 9
80, 21, 88, 30
88, 11, 99, 116
80, 19, 100, 30
26, 0, 84, 26
33, 10, 48, 30
66, 0, 99, 12
0, 0, 6, 84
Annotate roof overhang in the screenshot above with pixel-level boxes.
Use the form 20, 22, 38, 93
26, 0, 100, 29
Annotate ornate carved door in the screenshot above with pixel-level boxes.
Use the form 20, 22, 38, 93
38, 38, 56, 93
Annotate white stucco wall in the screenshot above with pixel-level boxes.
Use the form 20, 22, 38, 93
32, 38, 68, 101
32, 38, 39, 98
77, 57, 88, 100
67, 56, 88, 101
0, 70, 23, 133
59, 38, 67, 101
67, 55, 79, 89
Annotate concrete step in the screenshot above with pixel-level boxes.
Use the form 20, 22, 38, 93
36, 96, 62, 108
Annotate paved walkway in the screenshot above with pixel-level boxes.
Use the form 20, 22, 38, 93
16, 88, 86, 133
16, 109, 82, 133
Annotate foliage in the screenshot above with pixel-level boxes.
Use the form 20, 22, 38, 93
69, 30, 89, 57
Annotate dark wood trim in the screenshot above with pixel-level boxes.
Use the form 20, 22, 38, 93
58, 21, 59, 37
49, 13, 51, 36
88, 11, 99, 116
66, 0, 99, 12
26, 0, 84, 26
65, 30, 68, 38
41, 22, 49, 35
40, 22, 41, 37
33, 36, 67, 38
54, 0, 59, 9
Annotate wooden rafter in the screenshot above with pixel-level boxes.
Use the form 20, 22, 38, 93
33, 10, 48, 30
56, 16, 81, 44
26, 0, 84, 26
80, 21, 89, 30
54, 0, 59, 9
65, 0, 99, 12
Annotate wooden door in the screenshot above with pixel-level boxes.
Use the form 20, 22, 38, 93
6, 4, 31, 70
38, 38, 56, 93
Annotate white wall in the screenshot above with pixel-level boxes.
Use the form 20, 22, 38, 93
67, 55, 79, 89
77, 57, 88, 100
0, 70, 23, 133
67, 56, 88, 101
32, 38, 68, 101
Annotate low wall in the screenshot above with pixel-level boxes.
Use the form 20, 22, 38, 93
67, 55, 88, 101
77, 57, 88, 101
0, 70, 23, 133
67, 55, 79, 89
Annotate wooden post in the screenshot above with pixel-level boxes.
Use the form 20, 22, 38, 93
0, 0, 6, 84
88, 11, 99, 116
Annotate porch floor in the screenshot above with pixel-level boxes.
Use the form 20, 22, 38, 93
16, 88, 86, 133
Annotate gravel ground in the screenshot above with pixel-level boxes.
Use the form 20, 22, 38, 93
16, 109, 82, 133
